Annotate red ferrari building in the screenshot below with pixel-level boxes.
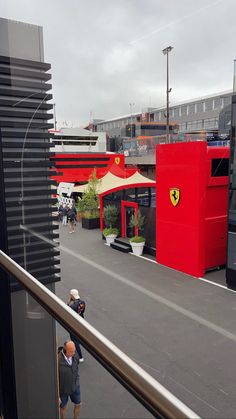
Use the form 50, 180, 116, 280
156, 141, 229, 277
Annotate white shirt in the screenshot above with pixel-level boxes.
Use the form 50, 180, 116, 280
63, 351, 72, 365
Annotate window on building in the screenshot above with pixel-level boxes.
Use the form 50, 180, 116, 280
204, 118, 218, 129
136, 187, 149, 207
181, 105, 187, 116
223, 96, 232, 107
214, 98, 221, 110
188, 104, 195, 115
149, 113, 154, 121
173, 108, 179, 118
204, 100, 213, 112
180, 122, 187, 131
211, 158, 229, 177
161, 111, 166, 120
196, 102, 204, 113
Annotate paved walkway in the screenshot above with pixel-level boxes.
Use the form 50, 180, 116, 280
56, 222, 236, 418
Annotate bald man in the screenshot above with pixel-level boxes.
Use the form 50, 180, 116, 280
58, 341, 81, 419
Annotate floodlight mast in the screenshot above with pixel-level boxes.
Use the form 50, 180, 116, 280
162, 46, 173, 144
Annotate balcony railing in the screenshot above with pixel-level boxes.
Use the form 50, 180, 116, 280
0, 250, 200, 419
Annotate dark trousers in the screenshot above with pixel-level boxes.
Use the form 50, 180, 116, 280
70, 334, 83, 359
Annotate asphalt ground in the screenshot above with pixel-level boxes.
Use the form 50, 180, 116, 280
56, 222, 236, 419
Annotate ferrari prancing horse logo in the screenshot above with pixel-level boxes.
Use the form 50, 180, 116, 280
115, 157, 120, 165
170, 188, 180, 207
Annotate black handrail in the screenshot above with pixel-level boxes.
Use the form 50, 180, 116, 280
0, 250, 200, 419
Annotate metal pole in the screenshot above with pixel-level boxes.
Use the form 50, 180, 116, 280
166, 51, 170, 144
162, 46, 173, 144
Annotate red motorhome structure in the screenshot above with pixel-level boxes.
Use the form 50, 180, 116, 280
50, 152, 137, 184
49, 127, 136, 184
156, 142, 229, 277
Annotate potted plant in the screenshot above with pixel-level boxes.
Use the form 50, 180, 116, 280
80, 170, 101, 229
103, 205, 119, 245
129, 210, 145, 256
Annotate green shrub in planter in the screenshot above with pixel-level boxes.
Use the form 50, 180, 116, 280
103, 205, 118, 229
78, 169, 100, 220
83, 209, 100, 219
129, 210, 145, 240
130, 235, 145, 243
103, 227, 119, 237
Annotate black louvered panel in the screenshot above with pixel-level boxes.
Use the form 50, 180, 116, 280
7, 218, 58, 229
0, 55, 51, 70
1, 131, 52, 138
3, 170, 58, 178
13, 249, 60, 263
2, 141, 52, 148
0, 121, 54, 129
7, 232, 59, 246
0, 109, 53, 119
0, 98, 53, 110
0, 55, 60, 289
0, 77, 52, 91
5, 178, 57, 186
6, 207, 57, 218
0, 88, 53, 101
0, 65, 51, 81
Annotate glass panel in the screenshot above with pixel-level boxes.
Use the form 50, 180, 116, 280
136, 188, 149, 207
211, 159, 229, 177
9, 276, 151, 419
125, 206, 135, 238
125, 188, 136, 202
10, 284, 59, 419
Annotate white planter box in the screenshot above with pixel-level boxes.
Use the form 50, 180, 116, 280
130, 242, 145, 256
105, 234, 117, 246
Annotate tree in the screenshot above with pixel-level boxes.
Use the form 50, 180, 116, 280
77, 169, 101, 218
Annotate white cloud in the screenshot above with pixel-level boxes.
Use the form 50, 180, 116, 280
1, 0, 235, 124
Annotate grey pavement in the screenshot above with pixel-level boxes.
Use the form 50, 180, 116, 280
56, 222, 236, 419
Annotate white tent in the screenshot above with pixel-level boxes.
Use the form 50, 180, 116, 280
73, 171, 155, 194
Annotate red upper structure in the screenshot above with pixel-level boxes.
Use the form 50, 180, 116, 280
50, 153, 137, 184
156, 142, 229, 277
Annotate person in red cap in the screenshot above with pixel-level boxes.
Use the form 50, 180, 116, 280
67, 289, 86, 362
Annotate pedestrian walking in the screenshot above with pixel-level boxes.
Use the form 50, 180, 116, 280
67, 206, 77, 233
58, 203, 63, 222
58, 340, 81, 419
67, 289, 86, 362
61, 204, 68, 226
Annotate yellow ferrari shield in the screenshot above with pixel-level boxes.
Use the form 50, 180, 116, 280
115, 157, 120, 165
170, 188, 180, 207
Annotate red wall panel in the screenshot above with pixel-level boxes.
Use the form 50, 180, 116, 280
156, 142, 229, 277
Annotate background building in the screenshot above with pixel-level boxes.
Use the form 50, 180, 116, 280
90, 91, 232, 179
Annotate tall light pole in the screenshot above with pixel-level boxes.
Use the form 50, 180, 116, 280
162, 46, 173, 144
129, 102, 135, 139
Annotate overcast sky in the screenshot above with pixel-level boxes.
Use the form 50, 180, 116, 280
1, 0, 236, 127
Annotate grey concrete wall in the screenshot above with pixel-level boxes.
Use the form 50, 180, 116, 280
0, 17, 44, 61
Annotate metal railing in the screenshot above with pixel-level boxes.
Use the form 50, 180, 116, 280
0, 250, 200, 419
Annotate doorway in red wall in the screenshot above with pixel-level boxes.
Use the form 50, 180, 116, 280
121, 201, 138, 238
